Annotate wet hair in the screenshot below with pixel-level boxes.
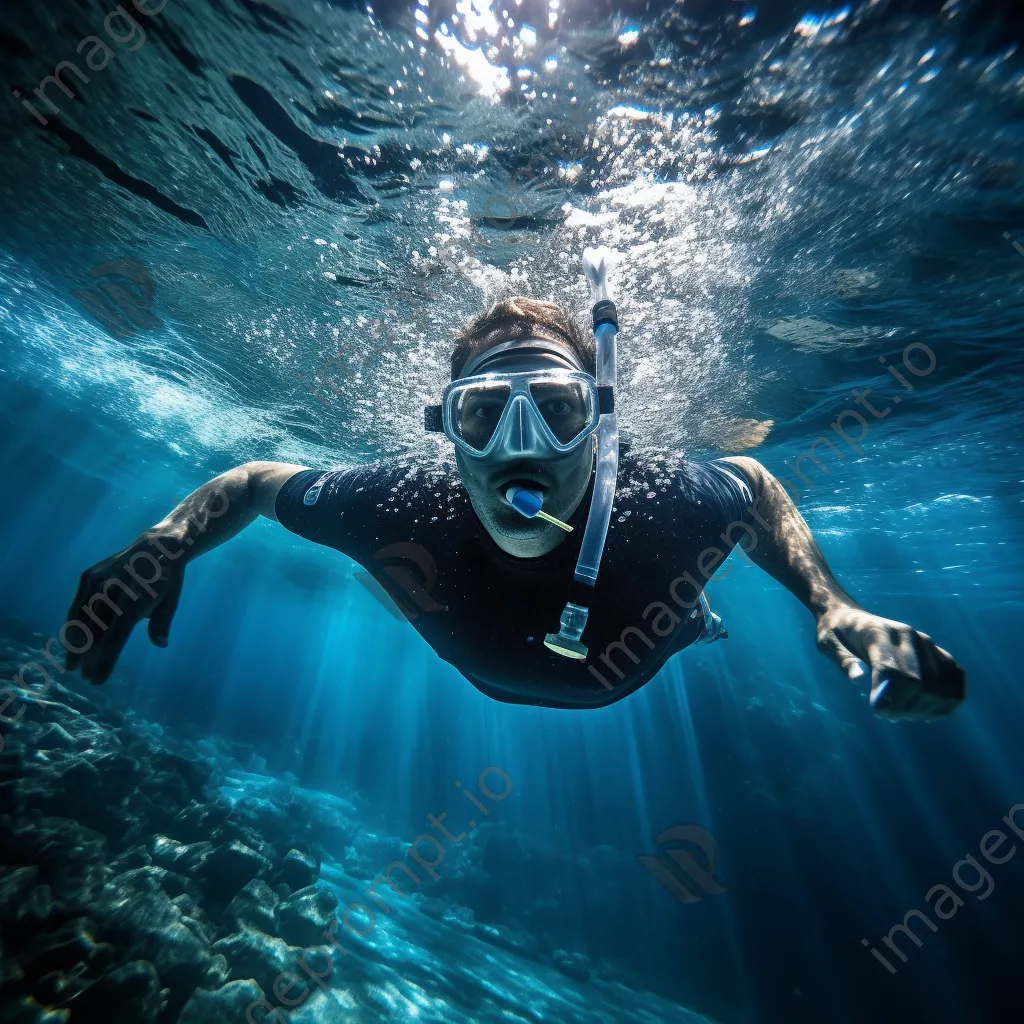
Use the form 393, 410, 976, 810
451, 296, 594, 379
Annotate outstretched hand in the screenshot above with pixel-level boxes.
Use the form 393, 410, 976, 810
816, 604, 965, 720
65, 533, 186, 685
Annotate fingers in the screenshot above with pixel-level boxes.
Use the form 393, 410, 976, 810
80, 608, 137, 685
826, 609, 965, 721
65, 546, 178, 683
860, 624, 921, 687
71, 570, 146, 684
147, 570, 184, 648
913, 632, 966, 703
816, 629, 865, 681
871, 676, 959, 721
870, 632, 966, 721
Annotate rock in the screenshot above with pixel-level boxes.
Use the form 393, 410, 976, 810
109, 846, 152, 873
552, 949, 591, 982
274, 885, 338, 948
18, 917, 116, 980
0, 995, 70, 1023
66, 960, 164, 1024
47, 681, 99, 716
203, 952, 231, 988
209, 821, 279, 871
201, 841, 272, 901
151, 835, 213, 877
178, 979, 268, 1024
1, 817, 108, 912
93, 753, 144, 800
0, 931, 22, 986
30, 759, 132, 840
0, 866, 39, 924
149, 751, 212, 800
171, 892, 203, 920
19, 884, 54, 928
272, 848, 318, 894
167, 800, 233, 844
97, 868, 211, 997
441, 904, 476, 933
55, 757, 101, 790
419, 897, 446, 920
210, 929, 300, 992
111, 864, 197, 902
222, 879, 280, 935
34, 723, 77, 750
419, 897, 475, 931
475, 922, 539, 959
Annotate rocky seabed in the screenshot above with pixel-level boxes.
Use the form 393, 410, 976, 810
0, 634, 714, 1024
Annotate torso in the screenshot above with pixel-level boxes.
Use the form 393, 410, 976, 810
276, 452, 754, 709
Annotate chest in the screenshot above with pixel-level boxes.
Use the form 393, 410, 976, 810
392, 511, 710, 702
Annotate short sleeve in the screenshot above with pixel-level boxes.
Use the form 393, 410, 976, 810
706, 458, 757, 523
274, 466, 374, 558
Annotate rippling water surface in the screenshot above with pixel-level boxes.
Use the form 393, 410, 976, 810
1, 0, 1023, 1022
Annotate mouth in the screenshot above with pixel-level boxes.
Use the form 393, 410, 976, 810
493, 467, 549, 504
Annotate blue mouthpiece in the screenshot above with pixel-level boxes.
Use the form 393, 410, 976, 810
506, 486, 543, 518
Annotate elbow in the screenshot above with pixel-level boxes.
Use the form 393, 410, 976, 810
239, 462, 275, 508
720, 455, 769, 497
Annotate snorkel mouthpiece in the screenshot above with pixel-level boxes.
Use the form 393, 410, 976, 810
506, 486, 573, 533
544, 246, 621, 663
582, 246, 613, 302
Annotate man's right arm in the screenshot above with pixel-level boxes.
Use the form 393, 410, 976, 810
65, 461, 308, 684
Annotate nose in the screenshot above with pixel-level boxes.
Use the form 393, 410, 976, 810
498, 394, 546, 456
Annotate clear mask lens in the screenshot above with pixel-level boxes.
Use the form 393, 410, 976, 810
528, 379, 593, 444
451, 381, 511, 452
447, 375, 596, 454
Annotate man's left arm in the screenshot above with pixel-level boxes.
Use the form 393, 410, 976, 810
720, 456, 966, 720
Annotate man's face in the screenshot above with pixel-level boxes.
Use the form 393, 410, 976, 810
450, 340, 596, 558
456, 437, 595, 557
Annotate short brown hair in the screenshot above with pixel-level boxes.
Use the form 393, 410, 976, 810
451, 296, 594, 379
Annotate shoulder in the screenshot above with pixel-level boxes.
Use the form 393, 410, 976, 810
275, 456, 461, 538
281, 456, 454, 504
618, 449, 757, 495
616, 450, 760, 524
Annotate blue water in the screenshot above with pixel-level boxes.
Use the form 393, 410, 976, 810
2, 0, 1024, 1021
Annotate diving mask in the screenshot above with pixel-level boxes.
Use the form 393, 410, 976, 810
437, 368, 599, 461
425, 335, 600, 462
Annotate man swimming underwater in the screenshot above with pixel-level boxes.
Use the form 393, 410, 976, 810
67, 250, 964, 718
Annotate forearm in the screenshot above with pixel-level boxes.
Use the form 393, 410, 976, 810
718, 458, 965, 718
723, 456, 857, 620
142, 462, 279, 563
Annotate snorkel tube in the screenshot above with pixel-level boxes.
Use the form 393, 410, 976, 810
544, 247, 620, 660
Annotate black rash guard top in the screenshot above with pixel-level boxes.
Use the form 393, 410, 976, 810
276, 452, 757, 710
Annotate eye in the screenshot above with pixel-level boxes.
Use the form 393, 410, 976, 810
543, 399, 573, 417
469, 400, 503, 420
